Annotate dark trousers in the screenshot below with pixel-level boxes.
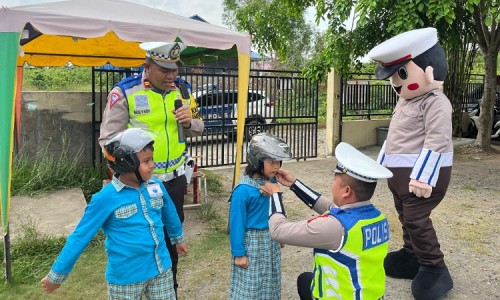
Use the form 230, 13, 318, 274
297, 272, 314, 300
162, 175, 187, 295
387, 167, 452, 268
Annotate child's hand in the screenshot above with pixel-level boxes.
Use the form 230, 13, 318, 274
234, 256, 249, 269
40, 276, 60, 293
176, 241, 188, 255
276, 170, 296, 187
260, 182, 280, 196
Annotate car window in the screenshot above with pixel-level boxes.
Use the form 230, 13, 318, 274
224, 91, 237, 105
248, 92, 264, 102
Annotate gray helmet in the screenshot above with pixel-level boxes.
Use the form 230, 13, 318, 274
104, 128, 154, 173
246, 132, 292, 170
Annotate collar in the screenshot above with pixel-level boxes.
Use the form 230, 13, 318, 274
334, 200, 372, 210
111, 174, 155, 191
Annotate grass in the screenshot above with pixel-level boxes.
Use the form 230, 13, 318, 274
12, 139, 104, 202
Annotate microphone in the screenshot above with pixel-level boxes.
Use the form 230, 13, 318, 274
174, 98, 185, 143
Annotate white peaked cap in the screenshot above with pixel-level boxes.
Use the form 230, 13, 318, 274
334, 142, 393, 182
140, 42, 187, 69
367, 28, 438, 79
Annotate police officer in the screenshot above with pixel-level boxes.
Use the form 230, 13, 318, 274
99, 41, 204, 296
263, 142, 393, 300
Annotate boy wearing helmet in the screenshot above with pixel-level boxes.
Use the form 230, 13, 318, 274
228, 132, 292, 300
41, 128, 187, 300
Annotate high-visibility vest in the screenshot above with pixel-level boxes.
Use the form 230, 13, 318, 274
118, 74, 187, 174
311, 204, 389, 300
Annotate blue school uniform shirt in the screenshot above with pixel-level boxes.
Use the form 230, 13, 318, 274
229, 176, 276, 257
47, 176, 184, 285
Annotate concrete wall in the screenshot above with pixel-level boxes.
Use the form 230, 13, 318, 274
341, 119, 391, 148
20, 91, 95, 165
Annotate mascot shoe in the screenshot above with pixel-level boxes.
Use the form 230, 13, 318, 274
412, 265, 453, 300
384, 248, 420, 279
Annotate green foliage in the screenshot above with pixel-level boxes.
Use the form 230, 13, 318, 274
11, 140, 104, 202
23, 67, 93, 91
223, 0, 319, 70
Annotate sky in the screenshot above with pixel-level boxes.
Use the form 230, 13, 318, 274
1, 0, 327, 30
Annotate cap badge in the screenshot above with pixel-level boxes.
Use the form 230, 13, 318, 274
169, 43, 182, 60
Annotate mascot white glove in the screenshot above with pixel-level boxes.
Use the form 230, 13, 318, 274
409, 179, 432, 198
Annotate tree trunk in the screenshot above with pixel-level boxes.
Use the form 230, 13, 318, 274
474, 49, 497, 150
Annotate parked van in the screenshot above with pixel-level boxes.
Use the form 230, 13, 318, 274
193, 88, 275, 140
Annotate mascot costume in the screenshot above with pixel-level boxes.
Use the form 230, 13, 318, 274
368, 27, 454, 300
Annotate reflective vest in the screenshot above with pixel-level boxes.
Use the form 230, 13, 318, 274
117, 74, 187, 174
311, 204, 389, 300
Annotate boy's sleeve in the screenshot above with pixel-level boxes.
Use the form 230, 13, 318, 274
229, 186, 248, 257
48, 193, 112, 284
160, 184, 184, 245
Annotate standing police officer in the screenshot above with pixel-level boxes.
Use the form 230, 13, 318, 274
99, 41, 204, 296
262, 142, 393, 299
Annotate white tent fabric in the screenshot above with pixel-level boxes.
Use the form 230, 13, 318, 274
0, 0, 251, 54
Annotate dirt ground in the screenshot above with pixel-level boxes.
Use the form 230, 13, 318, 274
8, 139, 500, 299
179, 141, 500, 300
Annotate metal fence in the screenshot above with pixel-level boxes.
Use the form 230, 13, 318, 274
340, 73, 485, 118
91, 67, 319, 168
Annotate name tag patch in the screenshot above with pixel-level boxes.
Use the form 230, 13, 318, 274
362, 219, 389, 250
147, 183, 163, 198
134, 95, 151, 114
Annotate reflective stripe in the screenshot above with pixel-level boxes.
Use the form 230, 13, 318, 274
152, 165, 185, 182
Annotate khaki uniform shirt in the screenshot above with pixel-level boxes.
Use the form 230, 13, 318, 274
269, 197, 373, 251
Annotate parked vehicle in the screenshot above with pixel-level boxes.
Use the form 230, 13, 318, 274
466, 92, 500, 139
193, 88, 275, 140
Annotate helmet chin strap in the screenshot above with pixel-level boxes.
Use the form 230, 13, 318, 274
135, 169, 145, 183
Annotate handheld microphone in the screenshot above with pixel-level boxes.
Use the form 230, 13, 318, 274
174, 98, 185, 143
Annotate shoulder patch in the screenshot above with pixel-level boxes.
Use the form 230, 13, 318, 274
307, 214, 330, 223
109, 92, 122, 109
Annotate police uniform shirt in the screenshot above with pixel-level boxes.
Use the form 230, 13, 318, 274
269, 196, 374, 250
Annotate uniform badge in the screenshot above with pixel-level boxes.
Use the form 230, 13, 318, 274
109, 92, 121, 109
134, 95, 151, 114
147, 183, 163, 198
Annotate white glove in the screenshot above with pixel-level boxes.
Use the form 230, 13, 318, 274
409, 179, 432, 198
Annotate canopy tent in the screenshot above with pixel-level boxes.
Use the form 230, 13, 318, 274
0, 0, 251, 235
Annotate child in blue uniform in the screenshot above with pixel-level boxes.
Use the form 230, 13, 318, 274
229, 132, 292, 300
40, 128, 188, 300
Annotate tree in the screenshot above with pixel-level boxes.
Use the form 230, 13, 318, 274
469, 1, 500, 150
224, 0, 500, 150
222, 0, 320, 70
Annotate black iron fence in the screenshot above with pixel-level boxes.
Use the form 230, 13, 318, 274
341, 73, 485, 118
92, 67, 319, 168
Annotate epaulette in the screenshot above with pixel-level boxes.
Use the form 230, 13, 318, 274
114, 73, 143, 99
174, 77, 192, 90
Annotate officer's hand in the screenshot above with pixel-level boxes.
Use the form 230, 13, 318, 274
276, 170, 296, 187
173, 105, 192, 128
234, 256, 249, 269
260, 182, 281, 196
41, 276, 60, 294
176, 241, 188, 255
409, 179, 432, 198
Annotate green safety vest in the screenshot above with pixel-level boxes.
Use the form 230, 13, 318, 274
127, 89, 185, 174
311, 204, 388, 300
